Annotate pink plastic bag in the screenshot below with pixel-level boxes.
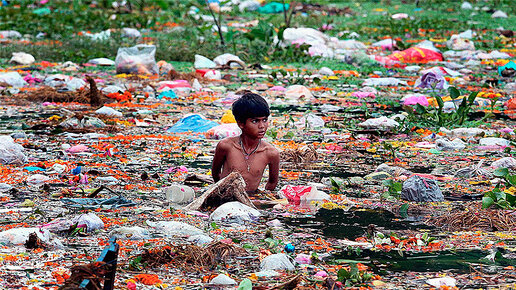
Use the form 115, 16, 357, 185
280, 185, 313, 205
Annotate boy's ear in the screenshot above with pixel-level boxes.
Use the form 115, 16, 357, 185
237, 121, 245, 129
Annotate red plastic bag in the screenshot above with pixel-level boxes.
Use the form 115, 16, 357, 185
505, 98, 516, 110
388, 47, 443, 63
280, 185, 313, 205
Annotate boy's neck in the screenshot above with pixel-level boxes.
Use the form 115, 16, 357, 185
240, 134, 260, 148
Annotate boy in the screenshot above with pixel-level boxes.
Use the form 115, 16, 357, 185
212, 93, 280, 194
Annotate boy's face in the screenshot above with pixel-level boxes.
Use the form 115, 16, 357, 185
238, 116, 269, 139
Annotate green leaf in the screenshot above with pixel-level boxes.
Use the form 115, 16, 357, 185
467, 91, 478, 105
494, 190, 506, 201
210, 222, 220, 229
399, 203, 409, 218
448, 87, 460, 100
482, 196, 495, 209
506, 175, 516, 187
393, 182, 403, 192
415, 104, 427, 114
382, 179, 393, 187
435, 95, 444, 109
496, 200, 510, 209
493, 167, 509, 177
505, 192, 516, 206
330, 177, 341, 191
337, 268, 351, 281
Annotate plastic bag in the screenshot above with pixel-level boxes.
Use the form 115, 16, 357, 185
110, 226, 150, 240
378, 43, 443, 64
164, 184, 195, 204
295, 114, 325, 129
10, 52, 35, 65
210, 201, 261, 223
0, 227, 51, 246
146, 220, 203, 236
436, 138, 466, 151
491, 157, 516, 169
284, 85, 314, 102
72, 212, 104, 233
206, 123, 241, 139
257, 2, 289, 13
194, 54, 216, 69
279, 185, 331, 205
0, 135, 27, 165
401, 175, 444, 202
260, 253, 295, 271
0, 72, 28, 87
213, 53, 245, 68
0, 30, 22, 39
167, 114, 218, 133
95, 106, 123, 117
447, 35, 475, 50
210, 274, 237, 286
363, 77, 407, 86
358, 116, 399, 129
498, 61, 516, 77
115, 44, 158, 75
479, 137, 510, 147
402, 94, 429, 106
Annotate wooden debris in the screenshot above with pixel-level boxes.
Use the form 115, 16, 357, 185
184, 172, 255, 211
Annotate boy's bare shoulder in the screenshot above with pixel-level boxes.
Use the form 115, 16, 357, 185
216, 137, 239, 150
261, 140, 279, 157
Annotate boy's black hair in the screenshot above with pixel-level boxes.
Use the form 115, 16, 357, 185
232, 93, 270, 123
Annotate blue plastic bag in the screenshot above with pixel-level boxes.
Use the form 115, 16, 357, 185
167, 114, 218, 133
158, 90, 177, 99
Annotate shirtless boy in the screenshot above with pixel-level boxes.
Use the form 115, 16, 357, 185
211, 93, 280, 194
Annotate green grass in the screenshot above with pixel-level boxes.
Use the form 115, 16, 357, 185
0, 0, 514, 64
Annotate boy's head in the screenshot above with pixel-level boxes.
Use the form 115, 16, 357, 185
232, 93, 270, 124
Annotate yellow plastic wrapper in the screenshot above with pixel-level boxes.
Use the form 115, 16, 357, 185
221, 110, 236, 123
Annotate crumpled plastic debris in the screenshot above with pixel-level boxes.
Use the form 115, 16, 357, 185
210, 201, 261, 223
260, 253, 295, 271
167, 114, 219, 133
0, 135, 27, 165
401, 175, 444, 202
61, 196, 137, 209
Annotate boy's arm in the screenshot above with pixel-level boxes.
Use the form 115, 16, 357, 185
211, 142, 226, 182
265, 149, 280, 191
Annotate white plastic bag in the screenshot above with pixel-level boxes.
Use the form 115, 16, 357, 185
72, 212, 104, 233
0, 135, 27, 165
358, 116, 399, 129
146, 220, 203, 236
260, 253, 295, 271
115, 44, 158, 75
164, 184, 195, 204
0, 72, 28, 88
10, 52, 35, 65
95, 106, 123, 117
210, 201, 261, 223
110, 226, 150, 240
0, 227, 51, 246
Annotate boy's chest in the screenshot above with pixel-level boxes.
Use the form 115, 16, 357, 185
225, 149, 268, 173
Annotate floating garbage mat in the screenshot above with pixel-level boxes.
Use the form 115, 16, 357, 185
283, 207, 433, 240
332, 248, 516, 274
